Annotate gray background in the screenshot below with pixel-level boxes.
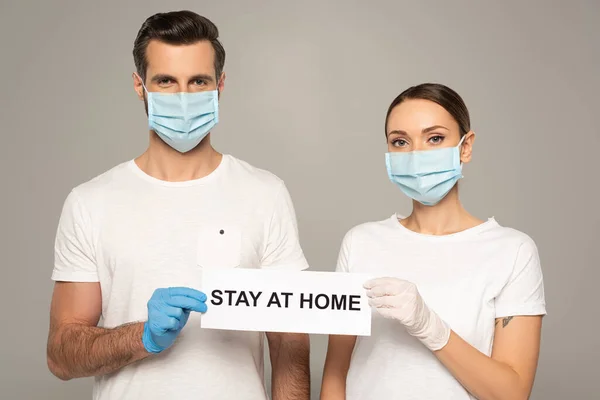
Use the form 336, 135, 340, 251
1, 0, 598, 399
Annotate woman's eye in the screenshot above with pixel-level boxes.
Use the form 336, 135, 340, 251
428, 135, 444, 144
392, 139, 407, 147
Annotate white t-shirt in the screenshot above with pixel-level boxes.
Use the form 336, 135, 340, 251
52, 155, 309, 400
337, 214, 546, 400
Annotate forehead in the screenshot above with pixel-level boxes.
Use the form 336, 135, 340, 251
387, 99, 459, 133
145, 39, 216, 77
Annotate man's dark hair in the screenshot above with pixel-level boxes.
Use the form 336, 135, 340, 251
133, 10, 226, 82
385, 83, 471, 137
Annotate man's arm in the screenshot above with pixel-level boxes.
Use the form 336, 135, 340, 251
260, 182, 310, 398
267, 332, 310, 400
46, 282, 149, 380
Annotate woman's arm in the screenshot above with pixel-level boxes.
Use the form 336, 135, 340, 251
435, 316, 543, 400
434, 238, 546, 399
365, 277, 544, 400
320, 334, 357, 400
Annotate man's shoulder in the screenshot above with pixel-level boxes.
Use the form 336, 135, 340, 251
70, 161, 133, 203
224, 155, 285, 192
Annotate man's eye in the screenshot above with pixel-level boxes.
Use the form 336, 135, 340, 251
158, 79, 172, 85
194, 79, 206, 85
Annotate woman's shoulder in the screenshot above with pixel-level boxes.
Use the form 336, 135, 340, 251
341, 214, 399, 243
479, 219, 537, 248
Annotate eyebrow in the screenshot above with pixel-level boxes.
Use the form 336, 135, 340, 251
150, 73, 215, 83
387, 125, 450, 136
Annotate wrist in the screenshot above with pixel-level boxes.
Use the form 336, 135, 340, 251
424, 313, 451, 351
141, 322, 163, 354
407, 306, 451, 351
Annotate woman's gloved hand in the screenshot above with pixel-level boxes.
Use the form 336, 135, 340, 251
364, 277, 451, 351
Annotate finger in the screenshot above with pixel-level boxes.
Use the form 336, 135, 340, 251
163, 317, 179, 331
364, 277, 393, 289
198, 302, 207, 313
179, 309, 191, 328
167, 287, 207, 302
364, 277, 407, 290
151, 313, 180, 332
366, 283, 403, 298
165, 295, 207, 313
368, 296, 396, 309
162, 306, 185, 321
373, 307, 397, 320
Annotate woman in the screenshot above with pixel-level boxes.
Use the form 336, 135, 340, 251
320, 83, 546, 400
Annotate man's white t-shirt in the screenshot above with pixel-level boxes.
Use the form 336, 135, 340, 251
52, 155, 309, 400
337, 214, 546, 400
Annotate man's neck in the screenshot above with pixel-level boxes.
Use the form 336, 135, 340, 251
401, 188, 483, 235
135, 132, 222, 182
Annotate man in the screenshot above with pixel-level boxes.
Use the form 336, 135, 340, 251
46, 10, 310, 400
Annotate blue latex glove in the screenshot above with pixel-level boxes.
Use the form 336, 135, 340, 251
142, 287, 207, 353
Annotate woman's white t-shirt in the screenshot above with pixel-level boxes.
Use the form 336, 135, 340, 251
337, 214, 546, 400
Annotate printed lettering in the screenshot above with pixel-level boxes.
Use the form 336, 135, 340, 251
300, 293, 313, 309
315, 293, 330, 309
249, 291, 262, 307
211, 289, 223, 306
224, 290, 236, 305
281, 292, 293, 308
267, 292, 282, 308
235, 291, 250, 307
331, 294, 347, 310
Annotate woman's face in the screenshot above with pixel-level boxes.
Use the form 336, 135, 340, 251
386, 99, 474, 163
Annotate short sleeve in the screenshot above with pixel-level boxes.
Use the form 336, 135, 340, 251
495, 238, 546, 318
52, 190, 99, 282
335, 229, 353, 273
260, 183, 309, 271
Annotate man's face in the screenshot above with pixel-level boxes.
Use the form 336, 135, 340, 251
134, 39, 225, 100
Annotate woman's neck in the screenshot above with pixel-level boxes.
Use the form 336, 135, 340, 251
400, 187, 484, 235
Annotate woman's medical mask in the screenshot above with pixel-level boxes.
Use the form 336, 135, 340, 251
140, 78, 219, 153
385, 136, 466, 206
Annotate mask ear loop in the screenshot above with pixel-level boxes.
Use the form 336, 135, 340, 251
136, 74, 153, 122
457, 134, 467, 176
135, 73, 149, 94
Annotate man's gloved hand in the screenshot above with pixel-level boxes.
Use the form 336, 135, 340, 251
142, 287, 207, 354
364, 277, 451, 351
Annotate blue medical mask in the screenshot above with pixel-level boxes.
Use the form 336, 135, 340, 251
141, 79, 219, 153
385, 136, 466, 206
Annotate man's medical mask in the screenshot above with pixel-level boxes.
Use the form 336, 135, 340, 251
140, 77, 219, 153
385, 136, 466, 206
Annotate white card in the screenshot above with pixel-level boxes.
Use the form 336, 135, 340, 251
200, 268, 372, 336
